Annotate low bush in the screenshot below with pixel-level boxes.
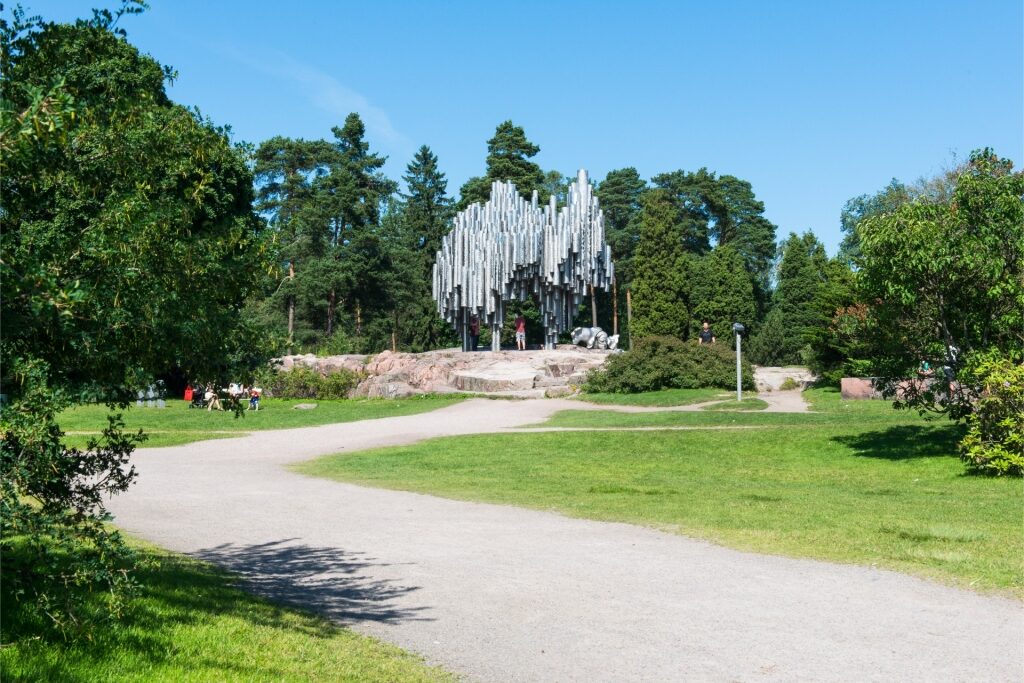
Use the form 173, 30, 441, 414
959, 357, 1024, 477
585, 335, 755, 393
780, 377, 800, 391
260, 366, 363, 399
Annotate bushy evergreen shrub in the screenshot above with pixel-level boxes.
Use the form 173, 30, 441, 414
260, 366, 363, 399
585, 336, 755, 393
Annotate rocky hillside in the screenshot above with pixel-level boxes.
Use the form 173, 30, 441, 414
277, 347, 616, 399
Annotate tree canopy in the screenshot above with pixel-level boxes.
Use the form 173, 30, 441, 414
458, 120, 544, 208
856, 149, 1023, 418
1, 5, 268, 635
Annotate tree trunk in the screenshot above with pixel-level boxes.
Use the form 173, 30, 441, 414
613, 278, 619, 335
287, 261, 295, 353
355, 301, 362, 337
590, 283, 597, 328
392, 309, 398, 352
326, 288, 336, 336
626, 288, 632, 345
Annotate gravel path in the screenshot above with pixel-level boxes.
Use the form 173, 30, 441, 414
108, 398, 1022, 682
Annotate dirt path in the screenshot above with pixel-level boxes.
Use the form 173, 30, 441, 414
107, 398, 1022, 682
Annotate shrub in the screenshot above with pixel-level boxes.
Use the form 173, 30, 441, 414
586, 335, 755, 393
780, 377, 800, 391
260, 366, 363, 399
959, 357, 1023, 477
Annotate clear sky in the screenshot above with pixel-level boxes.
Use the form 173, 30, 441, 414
26, 1, 1024, 254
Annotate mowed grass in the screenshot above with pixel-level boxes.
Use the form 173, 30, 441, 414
575, 387, 724, 407
59, 396, 465, 448
295, 389, 1024, 597
0, 541, 453, 683
700, 397, 768, 411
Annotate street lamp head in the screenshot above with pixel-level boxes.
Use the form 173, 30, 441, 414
732, 322, 745, 334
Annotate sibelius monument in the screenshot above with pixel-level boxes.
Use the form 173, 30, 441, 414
432, 169, 615, 351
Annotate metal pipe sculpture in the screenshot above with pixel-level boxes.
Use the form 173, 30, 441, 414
433, 169, 615, 351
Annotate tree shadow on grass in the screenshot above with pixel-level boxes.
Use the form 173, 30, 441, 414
831, 424, 962, 461
193, 538, 429, 626
1, 540, 428, 682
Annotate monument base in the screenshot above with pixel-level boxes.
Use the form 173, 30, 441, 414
276, 347, 615, 399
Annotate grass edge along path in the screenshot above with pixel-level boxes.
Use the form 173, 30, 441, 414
294, 389, 1023, 599
59, 395, 466, 449
573, 387, 725, 407
0, 537, 454, 683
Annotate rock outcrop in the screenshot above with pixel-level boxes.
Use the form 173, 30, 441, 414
276, 347, 615, 399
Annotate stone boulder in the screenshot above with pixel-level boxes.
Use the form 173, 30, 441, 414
275, 347, 614, 398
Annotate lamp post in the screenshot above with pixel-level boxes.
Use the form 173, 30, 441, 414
732, 322, 745, 402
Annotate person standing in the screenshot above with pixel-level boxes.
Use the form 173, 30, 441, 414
514, 313, 527, 351
469, 315, 481, 352
698, 321, 716, 345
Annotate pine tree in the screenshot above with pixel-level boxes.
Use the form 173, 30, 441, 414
631, 190, 691, 339
773, 231, 829, 364
316, 113, 398, 343
402, 145, 453, 263
651, 168, 776, 303
398, 146, 457, 350
458, 120, 544, 207
253, 136, 336, 349
597, 167, 647, 285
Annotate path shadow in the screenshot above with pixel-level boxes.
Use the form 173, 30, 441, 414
193, 538, 430, 626
831, 424, 961, 461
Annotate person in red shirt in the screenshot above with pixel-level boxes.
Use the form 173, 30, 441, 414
514, 313, 526, 351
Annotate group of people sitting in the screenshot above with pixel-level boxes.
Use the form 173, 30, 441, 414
184, 383, 262, 411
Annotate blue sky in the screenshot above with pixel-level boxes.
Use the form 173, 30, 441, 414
28, 1, 1024, 255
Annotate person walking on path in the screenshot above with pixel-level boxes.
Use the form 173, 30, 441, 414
514, 313, 527, 350
698, 321, 716, 345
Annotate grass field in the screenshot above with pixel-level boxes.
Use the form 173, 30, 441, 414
0, 540, 452, 683
574, 387, 725, 407
295, 388, 1024, 597
699, 397, 768, 411
59, 396, 465, 448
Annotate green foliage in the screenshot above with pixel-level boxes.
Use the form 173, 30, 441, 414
857, 148, 1024, 420
1, 539, 455, 681
458, 120, 544, 207
838, 179, 911, 265
630, 190, 692, 339
748, 307, 788, 365
585, 335, 755, 393
691, 245, 757, 341
258, 366, 363, 399
1, 6, 268, 637
765, 231, 831, 365
651, 167, 777, 296
597, 167, 647, 283
959, 356, 1024, 477
253, 114, 400, 352
780, 377, 800, 391
804, 257, 860, 381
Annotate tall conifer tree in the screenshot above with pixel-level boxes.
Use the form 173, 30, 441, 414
459, 120, 544, 207
631, 190, 692, 339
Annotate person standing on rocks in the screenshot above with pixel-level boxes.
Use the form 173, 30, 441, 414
514, 313, 527, 351
469, 315, 481, 352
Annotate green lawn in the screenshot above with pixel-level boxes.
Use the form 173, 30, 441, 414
0, 541, 452, 682
700, 397, 768, 411
295, 389, 1024, 597
59, 396, 465, 448
575, 387, 724, 407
